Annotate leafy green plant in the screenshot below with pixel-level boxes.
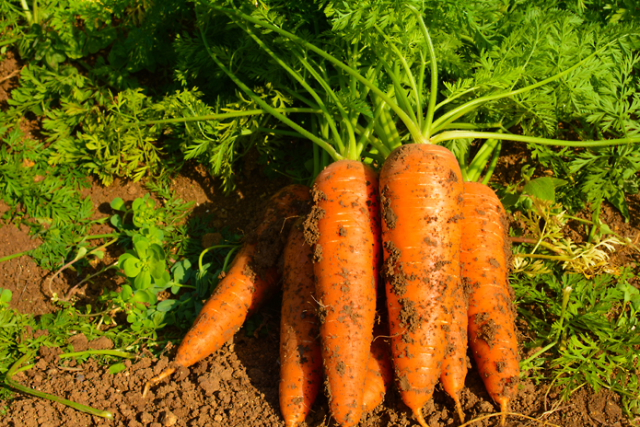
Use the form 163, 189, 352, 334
514, 269, 640, 418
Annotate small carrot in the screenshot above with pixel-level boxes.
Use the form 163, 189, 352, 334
143, 184, 311, 396
362, 326, 394, 413
461, 181, 520, 425
304, 160, 381, 427
379, 143, 464, 427
280, 218, 323, 427
439, 279, 468, 422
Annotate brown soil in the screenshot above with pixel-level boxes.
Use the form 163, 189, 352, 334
0, 330, 632, 427
0, 54, 638, 427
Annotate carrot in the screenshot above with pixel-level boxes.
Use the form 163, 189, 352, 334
461, 181, 520, 425
379, 144, 464, 427
362, 326, 394, 413
143, 184, 311, 396
304, 159, 381, 427
280, 218, 323, 427
439, 279, 468, 422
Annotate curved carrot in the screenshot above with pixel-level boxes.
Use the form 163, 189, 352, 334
440, 279, 468, 422
461, 181, 520, 425
379, 144, 464, 427
362, 327, 394, 413
143, 185, 311, 396
280, 218, 323, 427
304, 160, 381, 427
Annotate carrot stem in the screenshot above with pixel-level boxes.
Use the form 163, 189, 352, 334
4, 352, 114, 419
210, 5, 424, 144
198, 23, 341, 161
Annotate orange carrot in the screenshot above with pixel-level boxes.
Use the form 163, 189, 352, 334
143, 184, 311, 396
461, 181, 520, 425
362, 327, 394, 413
304, 160, 381, 427
439, 279, 468, 422
379, 144, 464, 427
280, 218, 323, 427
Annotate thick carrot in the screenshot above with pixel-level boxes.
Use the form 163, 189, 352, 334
379, 144, 464, 427
439, 279, 468, 422
304, 160, 381, 427
461, 181, 520, 425
143, 184, 311, 396
362, 327, 394, 413
280, 218, 323, 427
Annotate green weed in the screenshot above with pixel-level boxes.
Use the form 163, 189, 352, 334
513, 269, 640, 418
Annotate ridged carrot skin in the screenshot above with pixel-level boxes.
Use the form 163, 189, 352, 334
280, 218, 323, 427
174, 184, 312, 369
440, 279, 468, 422
379, 144, 464, 427
304, 160, 381, 427
461, 182, 520, 420
362, 328, 394, 413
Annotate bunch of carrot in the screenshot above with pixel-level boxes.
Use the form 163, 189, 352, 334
142, 144, 520, 427
279, 146, 520, 427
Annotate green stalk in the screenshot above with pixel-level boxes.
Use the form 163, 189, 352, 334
433, 85, 480, 113
0, 250, 29, 263
235, 20, 347, 155
4, 353, 114, 419
199, 28, 341, 161
135, 109, 320, 128
372, 93, 403, 153
408, 6, 438, 138
381, 59, 418, 128
466, 137, 502, 182
431, 130, 640, 148
198, 244, 239, 272
295, 53, 357, 158
374, 26, 421, 127
211, 5, 425, 144
438, 122, 505, 131
481, 140, 502, 185
59, 350, 136, 359
19, 0, 33, 24
430, 42, 614, 134
355, 113, 391, 159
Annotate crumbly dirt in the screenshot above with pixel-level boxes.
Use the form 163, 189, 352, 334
0, 330, 633, 427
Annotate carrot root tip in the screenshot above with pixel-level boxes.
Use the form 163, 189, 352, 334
142, 367, 177, 398
454, 399, 465, 423
500, 401, 510, 426
414, 407, 430, 427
